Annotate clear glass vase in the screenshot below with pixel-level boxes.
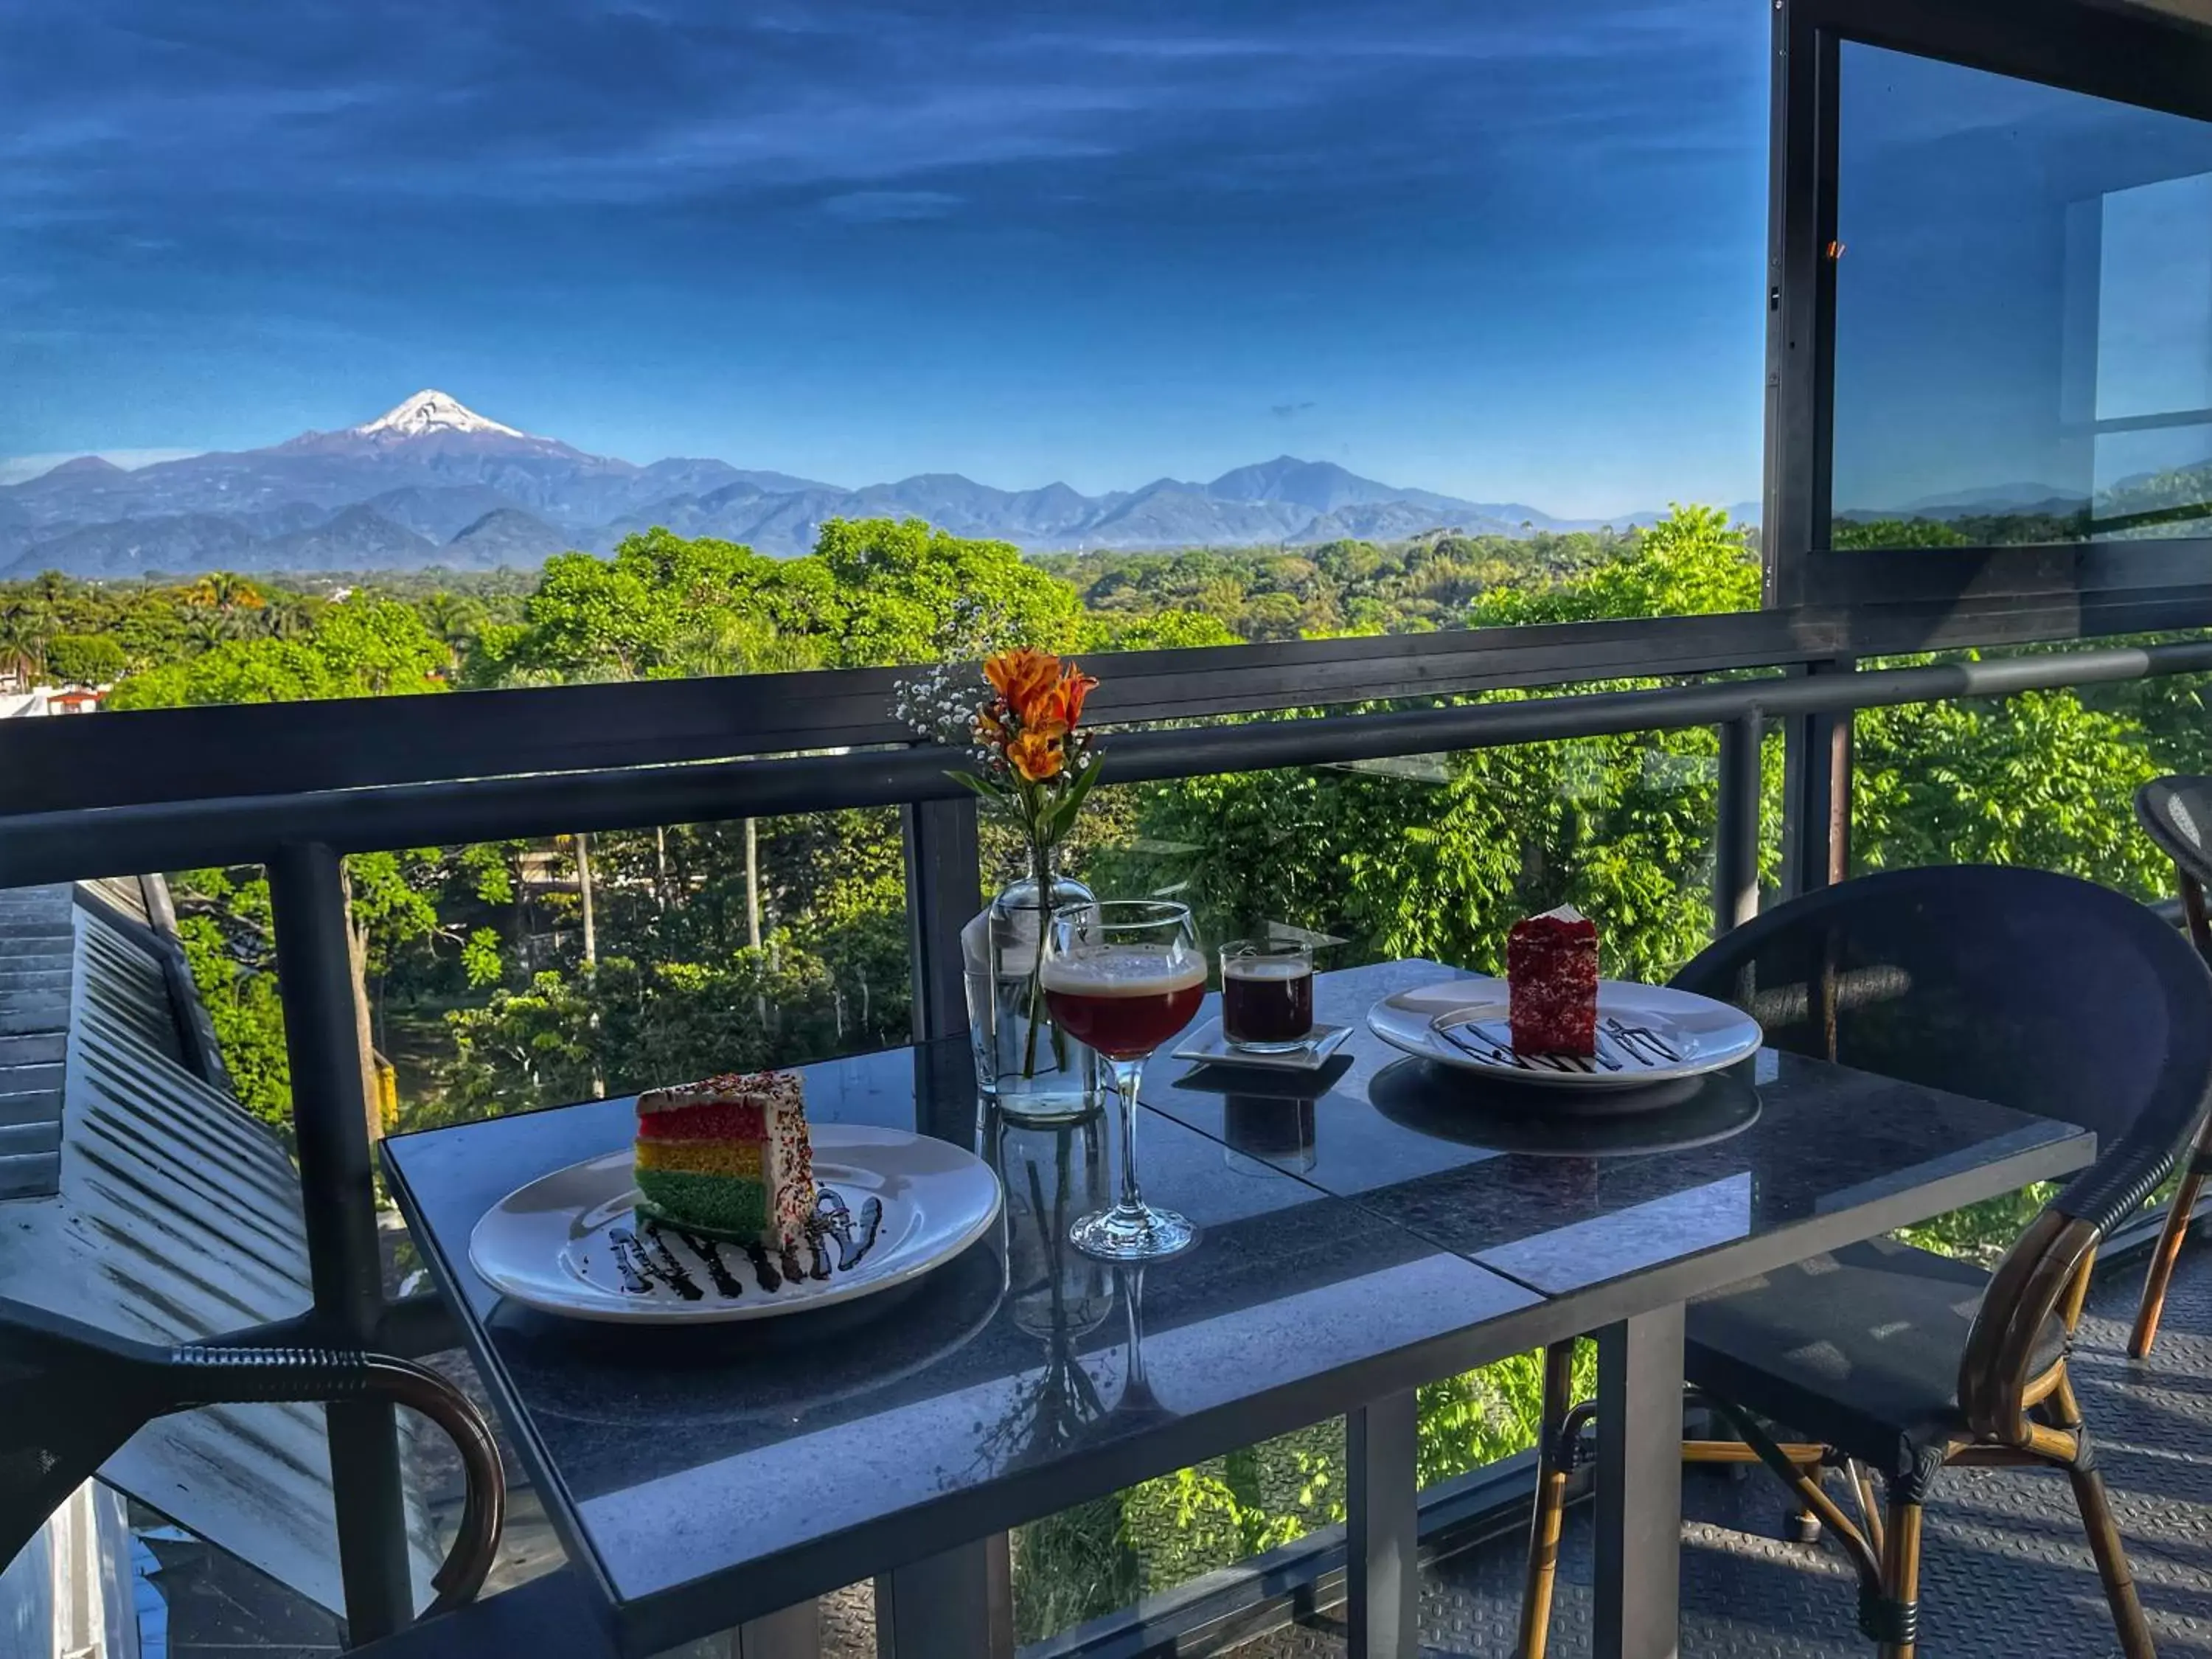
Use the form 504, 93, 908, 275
970, 860, 1101, 1124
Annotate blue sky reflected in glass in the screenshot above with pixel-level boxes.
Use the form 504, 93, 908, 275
0, 0, 1770, 518
1834, 45, 2212, 530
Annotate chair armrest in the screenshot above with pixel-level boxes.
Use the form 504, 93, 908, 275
168, 1344, 506, 1615
2050, 1129, 2198, 1238
1957, 1209, 2096, 1444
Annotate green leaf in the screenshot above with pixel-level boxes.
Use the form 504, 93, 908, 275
946, 768, 1008, 803
1042, 754, 1105, 841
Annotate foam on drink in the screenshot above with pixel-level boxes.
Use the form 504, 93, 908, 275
1222, 956, 1307, 984
1041, 949, 1206, 995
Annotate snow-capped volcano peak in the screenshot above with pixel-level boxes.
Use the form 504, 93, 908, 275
355, 390, 525, 439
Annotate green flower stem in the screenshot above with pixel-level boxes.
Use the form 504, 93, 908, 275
1022, 833, 1051, 1077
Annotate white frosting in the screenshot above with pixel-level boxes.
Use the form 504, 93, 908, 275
636, 1070, 803, 1115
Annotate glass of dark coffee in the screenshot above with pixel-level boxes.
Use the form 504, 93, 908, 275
1219, 938, 1315, 1052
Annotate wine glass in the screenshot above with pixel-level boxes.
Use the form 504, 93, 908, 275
1041, 900, 1205, 1260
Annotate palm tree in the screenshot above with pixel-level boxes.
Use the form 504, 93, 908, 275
419, 592, 481, 674
183, 611, 232, 654
0, 602, 52, 689
257, 598, 313, 640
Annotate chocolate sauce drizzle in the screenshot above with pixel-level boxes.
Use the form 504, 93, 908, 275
665, 1225, 745, 1298
812, 1190, 887, 1272
608, 1227, 653, 1294
745, 1242, 783, 1293
640, 1225, 706, 1300
1441, 1018, 1688, 1075
611, 1186, 891, 1299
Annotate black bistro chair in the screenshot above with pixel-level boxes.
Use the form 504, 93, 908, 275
0, 1296, 506, 1622
1517, 865, 2212, 1659
2130, 775, 2212, 1357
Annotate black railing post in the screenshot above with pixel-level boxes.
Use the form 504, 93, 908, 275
902, 797, 983, 1043
1779, 658, 1854, 898
1346, 1388, 1419, 1658
267, 842, 414, 1644
874, 1538, 1012, 1659
1714, 714, 1763, 933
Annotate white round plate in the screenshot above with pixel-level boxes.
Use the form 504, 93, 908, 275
468, 1122, 1004, 1324
1366, 976, 1761, 1090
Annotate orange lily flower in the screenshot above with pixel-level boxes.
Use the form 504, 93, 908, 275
1054, 665, 1098, 728
1008, 728, 1065, 782
984, 649, 1061, 722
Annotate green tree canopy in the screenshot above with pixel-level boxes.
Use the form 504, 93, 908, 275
44, 633, 127, 686
106, 594, 447, 709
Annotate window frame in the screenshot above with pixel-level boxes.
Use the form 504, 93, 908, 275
1764, 0, 2212, 622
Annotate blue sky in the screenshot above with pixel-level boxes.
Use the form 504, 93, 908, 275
1, 0, 1775, 515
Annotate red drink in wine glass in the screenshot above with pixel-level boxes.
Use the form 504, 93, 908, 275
1043, 900, 1205, 1261
1043, 954, 1207, 1059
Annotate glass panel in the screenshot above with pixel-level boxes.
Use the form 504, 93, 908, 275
1082, 731, 1735, 986
1832, 44, 2212, 548
181, 814, 910, 1144
1847, 675, 2183, 898
1845, 660, 2212, 1261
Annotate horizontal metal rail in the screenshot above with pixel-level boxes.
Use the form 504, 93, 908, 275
9, 580, 2212, 820
7, 636, 2211, 888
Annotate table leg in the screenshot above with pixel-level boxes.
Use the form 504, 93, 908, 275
874, 1534, 1013, 1659
734, 1598, 820, 1658
1346, 1388, 1419, 1659
1593, 1305, 1685, 1659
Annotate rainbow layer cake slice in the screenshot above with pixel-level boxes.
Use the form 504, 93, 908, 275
633, 1070, 817, 1246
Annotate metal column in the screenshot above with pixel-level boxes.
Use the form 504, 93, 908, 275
1346, 1389, 1419, 1659
266, 842, 414, 1644
1714, 714, 1763, 933
888, 799, 1002, 1658
1780, 661, 1854, 898
734, 1599, 821, 1658
874, 1537, 1012, 1659
1592, 1306, 1686, 1659
902, 796, 983, 1043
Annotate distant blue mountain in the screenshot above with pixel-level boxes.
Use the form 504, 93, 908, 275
0, 393, 1731, 577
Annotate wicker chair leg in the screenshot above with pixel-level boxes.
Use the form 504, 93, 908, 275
2131, 1166, 2205, 1360
2068, 1460, 2157, 1659
1849, 1461, 1885, 1559
1516, 1340, 1577, 1659
1874, 1497, 1923, 1659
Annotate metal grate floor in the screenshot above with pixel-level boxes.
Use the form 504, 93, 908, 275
1232, 1246, 2212, 1658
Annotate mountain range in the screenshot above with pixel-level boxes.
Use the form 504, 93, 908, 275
0, 392, 1702, 579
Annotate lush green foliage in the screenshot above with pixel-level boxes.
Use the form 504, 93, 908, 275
1085, 507, 1770, 987
43, 633, 126, 685
170, 867, 292, 1128
105, 593, 447, 708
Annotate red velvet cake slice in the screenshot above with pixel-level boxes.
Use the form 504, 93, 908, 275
1507, 905, 1599, 1057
